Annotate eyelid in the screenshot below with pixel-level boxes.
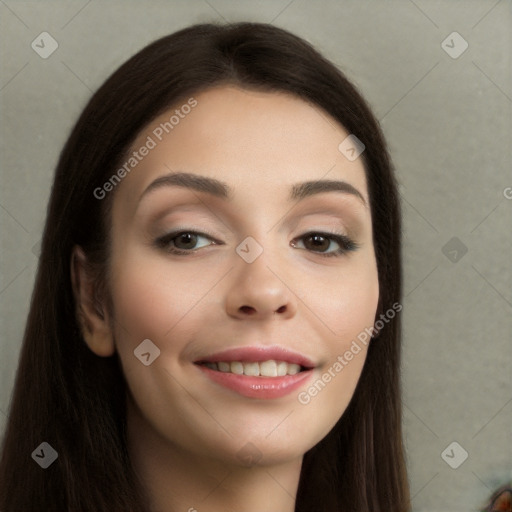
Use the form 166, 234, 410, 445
145, 201, 361, 231
282, 208, 360, 236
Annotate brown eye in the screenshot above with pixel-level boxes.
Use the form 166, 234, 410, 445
154, 230, 217, 255
304, 234, 330, 252
291, 231, 359, 258
174, 232, 199, 250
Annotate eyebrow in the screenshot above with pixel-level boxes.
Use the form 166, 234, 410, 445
139, 172, 367, 207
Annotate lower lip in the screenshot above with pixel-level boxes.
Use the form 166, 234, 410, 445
195, 364, 314, 399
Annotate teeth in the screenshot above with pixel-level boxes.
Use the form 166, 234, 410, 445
260, 360, 277, 377
202, 360, 304, 376
276, 361, 288, 376
217, 361, 231, 372
230, 361, 244, 375
286, 363, 301, 375
243, 362, 260, 376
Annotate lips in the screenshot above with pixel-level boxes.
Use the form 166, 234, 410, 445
193, 345, 317, 399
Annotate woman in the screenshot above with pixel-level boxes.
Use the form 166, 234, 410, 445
0, 22, 410, 511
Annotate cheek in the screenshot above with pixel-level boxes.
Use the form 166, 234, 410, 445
109, 249, 216, 343
107, 251, 218, 443
107, 246, 227, 405
293, 255, 379, 428
300, 254, 379, 339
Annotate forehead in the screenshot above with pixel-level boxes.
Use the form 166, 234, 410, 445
113, 85, 369, 211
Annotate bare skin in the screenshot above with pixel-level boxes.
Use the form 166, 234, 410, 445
72, 85, 379, 512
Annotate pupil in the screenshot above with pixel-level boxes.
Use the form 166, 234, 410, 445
178, 233, 195, 248
310, 235, 327, 251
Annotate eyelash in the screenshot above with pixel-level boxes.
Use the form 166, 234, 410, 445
154, 228, 360, 258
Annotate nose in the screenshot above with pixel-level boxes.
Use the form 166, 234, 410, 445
224, 250, 297, 321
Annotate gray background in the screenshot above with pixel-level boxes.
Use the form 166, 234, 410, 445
1, 1, 511, 511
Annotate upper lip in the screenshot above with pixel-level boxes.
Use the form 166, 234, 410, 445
194, 346, 317, 369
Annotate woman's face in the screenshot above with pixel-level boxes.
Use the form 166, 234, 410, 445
105, 85, 379, 467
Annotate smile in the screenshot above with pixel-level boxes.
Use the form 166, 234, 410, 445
193, 345, 317, 399
198, 360, 306, 376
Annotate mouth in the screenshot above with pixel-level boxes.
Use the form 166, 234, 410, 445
195, 360, 311, 376
193, 346, 316, 399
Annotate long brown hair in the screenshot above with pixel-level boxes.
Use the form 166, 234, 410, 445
0, 22, 410, 511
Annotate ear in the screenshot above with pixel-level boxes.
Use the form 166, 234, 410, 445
70, 245, 115, 357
